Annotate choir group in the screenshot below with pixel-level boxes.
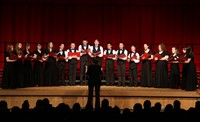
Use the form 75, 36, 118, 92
2, 39, 198, 91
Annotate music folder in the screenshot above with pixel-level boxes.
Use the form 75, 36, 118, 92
103, 54, 115, 59
92, 51, 101, 57
130, 54, 137, 60
141, 53, 150, 60
68, 52, 80, 57
117, 54, 126, 59
153, 53, 162, 60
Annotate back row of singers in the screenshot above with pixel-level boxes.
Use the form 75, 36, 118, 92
2, 39, 197, 91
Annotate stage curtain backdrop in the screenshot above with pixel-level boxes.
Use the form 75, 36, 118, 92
0, 0, 200, 71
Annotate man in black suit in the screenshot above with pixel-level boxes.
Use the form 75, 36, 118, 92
86, 59, 102, 110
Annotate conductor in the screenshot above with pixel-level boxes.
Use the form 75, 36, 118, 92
86, 59, 102, 110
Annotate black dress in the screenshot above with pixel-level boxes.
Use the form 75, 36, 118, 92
33, 50, 44, 86
182, 53, 197, 91
169, 53, 180, 88
14, 50, 24, 88
44, 49, 58, 86
23, 50, 33, 87
140, 50, 153, 87
2, 52, 16, 89
154, 51, 169, 88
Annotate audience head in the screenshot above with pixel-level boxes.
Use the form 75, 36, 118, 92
154, 102, 162, 112
101, 99, 109, 108
72, 103, 81, 112
22, 100, 30, 110
173, 100, 181, 110
133, 103, 143, 112
195, 101, 200, 110
164, 104, 173, 112
143, 100, 151, 110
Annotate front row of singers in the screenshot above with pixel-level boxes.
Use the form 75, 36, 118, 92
2, 40, 197, 91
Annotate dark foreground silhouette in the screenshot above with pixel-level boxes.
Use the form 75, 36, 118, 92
0, 98, 199, 122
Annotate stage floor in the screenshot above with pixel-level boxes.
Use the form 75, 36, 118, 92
0, 86, 200, 110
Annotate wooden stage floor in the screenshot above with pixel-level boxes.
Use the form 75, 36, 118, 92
0, 86, 200, 110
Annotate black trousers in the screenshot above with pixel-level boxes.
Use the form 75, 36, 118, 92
106, 60, 114, 85
80, 58, 89, 84
87, 84, 100, 110
57, 61, 66, 85
129, 67, 138, 86
92, 57, 101, 66
68, 63, 77, 85
117, 61, 126, 85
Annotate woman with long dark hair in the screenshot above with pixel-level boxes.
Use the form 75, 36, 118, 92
44, 42, 58, 86
2, 44, 16, 89
181, 47, 197, 91
154, 43, 169, 88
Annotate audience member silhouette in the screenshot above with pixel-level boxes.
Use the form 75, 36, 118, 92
0, 100, 9, 113
143, 100, 151, 112
152, 102, 162, 112
21, 100, 30, 112
173, 100, 185, 112
164, 104, 173, 112
72, 103, 81, 113
133, 103, 143, 112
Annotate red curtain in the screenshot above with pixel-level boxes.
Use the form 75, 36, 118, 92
0, 0, 200, 70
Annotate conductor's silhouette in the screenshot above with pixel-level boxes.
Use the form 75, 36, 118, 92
86, 59, 102, 110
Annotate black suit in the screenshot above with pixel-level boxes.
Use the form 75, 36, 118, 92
86, 63, 102, 110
